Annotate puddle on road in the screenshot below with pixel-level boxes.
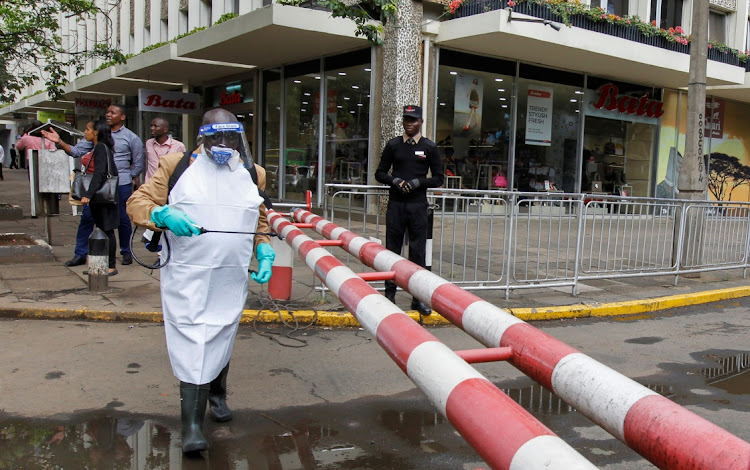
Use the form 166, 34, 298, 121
699, 352, 750, 395
0, 381, 679, 469
0, 399, 485, 469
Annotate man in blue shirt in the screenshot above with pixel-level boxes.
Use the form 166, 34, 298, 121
45, 105, 144, 266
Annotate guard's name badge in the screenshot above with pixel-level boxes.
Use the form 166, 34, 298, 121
415, 150, 425, 158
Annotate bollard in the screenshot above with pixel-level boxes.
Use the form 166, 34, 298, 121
267, 235, 292, 301
88, 228, 109, 292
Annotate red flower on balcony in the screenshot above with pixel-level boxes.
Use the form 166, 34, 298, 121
508, 0, 516, 6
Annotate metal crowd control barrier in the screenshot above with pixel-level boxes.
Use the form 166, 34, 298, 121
266, 209, 597, 469
293, 208, 750, 470
325, 185, 750, 298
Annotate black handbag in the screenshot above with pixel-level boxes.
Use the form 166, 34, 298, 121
71, 146, 118, 204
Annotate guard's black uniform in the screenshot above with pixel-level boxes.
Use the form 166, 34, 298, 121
375, 133, 443, 298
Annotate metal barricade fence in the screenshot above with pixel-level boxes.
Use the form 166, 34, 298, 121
323, 184, 750, 296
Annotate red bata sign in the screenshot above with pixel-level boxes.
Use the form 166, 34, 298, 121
592, 83, 664, 118
138, 88, 201, 115
528, 89, 552, 98
219, 91, 243, 106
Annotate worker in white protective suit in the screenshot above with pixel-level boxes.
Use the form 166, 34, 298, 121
127, 108, 275, 454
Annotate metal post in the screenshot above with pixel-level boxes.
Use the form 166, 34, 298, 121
88, 228, 109, 292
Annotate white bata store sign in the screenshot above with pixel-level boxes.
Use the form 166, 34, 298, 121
138, 89, 201, 115
525, 85, 553, 146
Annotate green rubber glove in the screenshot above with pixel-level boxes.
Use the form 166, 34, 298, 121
251, 243, 275, 284
150, 206, 201, 237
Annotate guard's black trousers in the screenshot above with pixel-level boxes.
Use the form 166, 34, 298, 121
385, 200, 428, 295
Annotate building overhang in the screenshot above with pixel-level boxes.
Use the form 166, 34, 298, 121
436, 10, 746, 89
706, 72, 750, 101
176, 4, 368, 68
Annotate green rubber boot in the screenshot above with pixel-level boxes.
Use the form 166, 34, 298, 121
180, 381, 209, 453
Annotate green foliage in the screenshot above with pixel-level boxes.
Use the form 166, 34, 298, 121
447, 0, 750, 63
278, 0, 397, 44
215, 12, 239, 24
0, 0, 125, 102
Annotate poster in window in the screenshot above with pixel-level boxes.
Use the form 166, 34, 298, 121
525, 85, 553, 146
453, 74, 483, 140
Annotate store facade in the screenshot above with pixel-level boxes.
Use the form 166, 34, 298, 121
432, 49, 666, 197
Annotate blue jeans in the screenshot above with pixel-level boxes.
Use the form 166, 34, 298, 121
74, 183, 133, 257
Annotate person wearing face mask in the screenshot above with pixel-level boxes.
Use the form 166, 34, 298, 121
126, 107, 275, 454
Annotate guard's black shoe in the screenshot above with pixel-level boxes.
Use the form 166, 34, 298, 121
385, 291, 396, 304
121, 253, 133, 265
64, 255, 86, 267
411, 298, 432, 316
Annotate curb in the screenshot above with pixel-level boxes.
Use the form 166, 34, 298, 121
1, 286, 749, 325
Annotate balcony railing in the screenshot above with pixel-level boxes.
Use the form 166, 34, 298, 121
454, 0, 745, 68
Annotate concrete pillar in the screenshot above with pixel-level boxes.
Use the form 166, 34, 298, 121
379, 0, 424, 147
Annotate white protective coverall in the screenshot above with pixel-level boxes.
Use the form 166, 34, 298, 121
161, 153, 264, 384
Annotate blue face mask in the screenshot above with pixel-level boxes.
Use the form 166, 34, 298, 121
209, 146, 237, 165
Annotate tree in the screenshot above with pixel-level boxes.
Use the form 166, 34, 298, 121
706, 152, 750, 201
0, 0, 125, 103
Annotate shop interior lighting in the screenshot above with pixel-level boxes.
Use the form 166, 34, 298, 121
357, 103, 363, 106
344, 96, 350, 100
304, 92, 311, 96
499, 97, 507, 101
337, 105, 343, 108
339, 72, 347, 76
439, 102, 446, 106
502, 105, 508, 108
450, 71, 458, 75
315, 76, 321, 80
495, 78, 503, 82
350, 110, 355, 113
294, 80, 301, 83
570, 99, 578, 102
301, 109, 307, 112
498, 88, 505, 92
352, 85, 359, 89
506, 8, 561, 30
365, 68, 371, 72
302, 101, 308, 105
575, 90, 585, 94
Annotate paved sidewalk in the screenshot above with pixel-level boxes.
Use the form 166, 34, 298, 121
1, 167, 749, 325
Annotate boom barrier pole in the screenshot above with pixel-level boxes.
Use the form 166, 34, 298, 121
267, 209, 597, 470
292, 208, 750, 470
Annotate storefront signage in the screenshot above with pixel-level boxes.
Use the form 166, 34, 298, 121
592, 83, 664, 118
705, 99, 724, 138
525, 85, 553, 146
36, 110, 66, 122
74, 98, 111, 116
138, 88, 201, 115
219, 91, 243, 106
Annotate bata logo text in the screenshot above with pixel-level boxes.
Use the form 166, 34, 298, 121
143, 94, 198, 110
592, 83, 664, 118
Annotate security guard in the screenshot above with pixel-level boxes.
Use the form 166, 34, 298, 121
375, 105, 443, 315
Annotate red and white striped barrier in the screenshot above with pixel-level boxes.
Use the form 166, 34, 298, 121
292, 208, 750, 470
267, 209, 596, 470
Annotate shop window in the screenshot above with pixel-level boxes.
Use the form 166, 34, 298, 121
583, 78, 661, 197
515, 78, 581, 193
436, 50, 516, 191
284, 60, 322, 204
650, 0, 683, 30
324, 50, 371, 197
709, 10, 727, 44
746, 18, 750, 52
592, 0, 628, 15
263, 69, 282, 199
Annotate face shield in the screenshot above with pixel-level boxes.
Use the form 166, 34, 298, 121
198, 122, 253, 168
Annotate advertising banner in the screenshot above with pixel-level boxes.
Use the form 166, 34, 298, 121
138, 88, 201, 115
525, 85, 553, 146
36, 110, 66, 122
453, 74, 483, 140
705, 99, 725, 139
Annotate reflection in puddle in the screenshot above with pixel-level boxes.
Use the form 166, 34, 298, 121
0, 401, 482, 469
700, 353, 750, 395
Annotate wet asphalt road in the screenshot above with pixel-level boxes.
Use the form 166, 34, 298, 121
1, 299, 749, 469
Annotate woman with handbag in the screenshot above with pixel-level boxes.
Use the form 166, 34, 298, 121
80, 120, 119, 276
